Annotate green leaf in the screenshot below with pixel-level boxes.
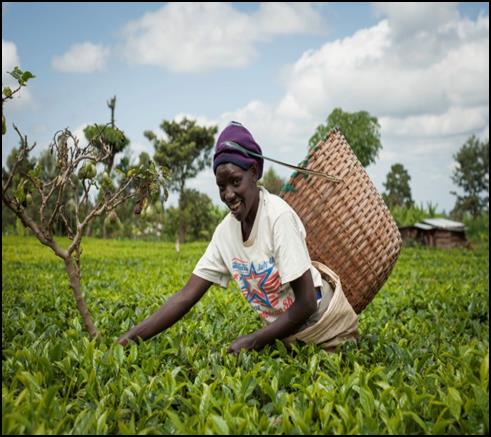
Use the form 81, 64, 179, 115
3, 86, 12, 97
114, 344, 125, 368
403, 411, 428, 433
8, 66, 23, 81
165, 411, 187, 434
431, 418, 454, 434
96, 411, 108, 434
335, 404, 351, 427
21, 71, 36, 83
446, 387, 463, 421
480, 353, 488, 386
210, 415, 230, 435
359, 387, 375, 416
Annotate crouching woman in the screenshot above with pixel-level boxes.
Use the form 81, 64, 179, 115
118, 121, 358, 353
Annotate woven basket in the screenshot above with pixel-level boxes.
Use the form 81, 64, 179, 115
280, 128, 402, 314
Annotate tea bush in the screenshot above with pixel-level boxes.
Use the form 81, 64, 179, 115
2, 236, 488, 434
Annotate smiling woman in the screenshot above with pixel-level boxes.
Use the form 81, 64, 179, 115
119, 121, 358, 353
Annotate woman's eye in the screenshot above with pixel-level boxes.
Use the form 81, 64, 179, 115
233, 179, 241, 186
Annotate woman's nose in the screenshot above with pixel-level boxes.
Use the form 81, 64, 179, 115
223, 186, 236, 202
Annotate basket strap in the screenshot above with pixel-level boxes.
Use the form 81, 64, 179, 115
312, 260, 340, 285
222, 140, 342, 183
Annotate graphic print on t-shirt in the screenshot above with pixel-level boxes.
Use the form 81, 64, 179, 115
231, 257, 291, 320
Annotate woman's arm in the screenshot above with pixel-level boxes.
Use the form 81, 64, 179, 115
118, 274, 212, 346
228, 269, 317, 353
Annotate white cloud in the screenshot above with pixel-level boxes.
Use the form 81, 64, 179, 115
373, 2, 459, 42
72, 123, 90, 148
380, 105, 489, 139
126, 141, 154, 163
207, 6, 488, 212
220, 100, 315, 158
2, 39, 33, 109
2, 39, 19, 80
173, 112, 219, 129
52, 42, 110, 73
121, 2, 326, 72
254, 2, 325, 36
281, 11, 489, 119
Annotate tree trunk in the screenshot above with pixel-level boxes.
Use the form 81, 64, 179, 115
64, 256, 99, 339
178, 183, 186, 244
85, 220, 93, 237
178, 210, 185, 245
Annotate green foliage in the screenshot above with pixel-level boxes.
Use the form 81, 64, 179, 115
280, 182, 297, 193
309, 108, 382, 167
145, 117, 218, 242
145, 117, 218, 193
451, 135, 489, 218
83, 95, 130, 174
169, 188, 226, 242
2, 237, 488, 434
382, 163, 414, 208
2, 147, 37, 231
260, 166, 285, 195
15, 217, 26, 236
7, 66, 36, 87
390, 202, 444, 227
463, 213, 489, 244
2, 67, 36, 136
83, 124, 130, 173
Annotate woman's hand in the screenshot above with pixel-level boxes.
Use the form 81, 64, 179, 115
115, 275, 212, 347
228, 334, 257, 354
117, 335, 130, 347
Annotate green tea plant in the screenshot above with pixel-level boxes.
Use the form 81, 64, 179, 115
2, 236, 488, 434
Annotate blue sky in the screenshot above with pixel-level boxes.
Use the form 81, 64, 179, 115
2, 2, 489, 213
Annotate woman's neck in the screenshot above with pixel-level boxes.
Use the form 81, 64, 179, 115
241, 187, 260, 241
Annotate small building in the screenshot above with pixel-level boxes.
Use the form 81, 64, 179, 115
398, 218, 468, 248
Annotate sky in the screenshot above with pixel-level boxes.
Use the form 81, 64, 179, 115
2, 2, 489, 214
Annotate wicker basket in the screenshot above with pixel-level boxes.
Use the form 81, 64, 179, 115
280, 128, 402, 314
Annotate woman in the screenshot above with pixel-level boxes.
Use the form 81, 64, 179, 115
118, 121, 358, 353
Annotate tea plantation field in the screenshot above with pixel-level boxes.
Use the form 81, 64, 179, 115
2, 236, 489, 434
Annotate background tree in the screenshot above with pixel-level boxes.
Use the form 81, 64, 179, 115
2, 68, 169, 338
450, 135, 489, 219
260, 166, 285, 195
382, 163, 414, 209
83, 96, 130, 174
144, 117, 217, 243
83, 97, 131, 237
309, 108, 382, 167
176, 188, 226, 241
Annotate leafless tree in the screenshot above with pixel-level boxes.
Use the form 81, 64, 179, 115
2, 124, 168, 338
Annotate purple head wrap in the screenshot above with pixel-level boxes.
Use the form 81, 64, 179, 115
213, 121, 264, 178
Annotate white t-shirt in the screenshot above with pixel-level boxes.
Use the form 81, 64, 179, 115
193, 187, 323, 323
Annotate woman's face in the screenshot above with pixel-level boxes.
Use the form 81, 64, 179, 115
216, 163, 259, 223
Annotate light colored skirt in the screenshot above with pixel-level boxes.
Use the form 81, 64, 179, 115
284, 261, 359, 351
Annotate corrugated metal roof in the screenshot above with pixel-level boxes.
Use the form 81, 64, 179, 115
414, 223, 433, 230
422, 218, 465, 231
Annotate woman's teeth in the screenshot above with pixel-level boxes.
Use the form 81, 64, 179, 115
230, 201, 241, 211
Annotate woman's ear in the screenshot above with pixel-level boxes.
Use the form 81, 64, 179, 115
250, 163, 258, 181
